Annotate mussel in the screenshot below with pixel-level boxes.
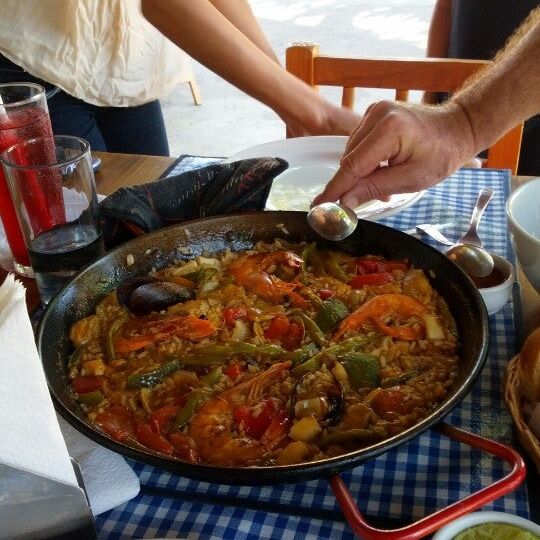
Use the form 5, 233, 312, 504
116, 276, 195, 315
292, 368, 344, 426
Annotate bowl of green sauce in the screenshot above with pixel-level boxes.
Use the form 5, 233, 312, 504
433, 511, 540, 540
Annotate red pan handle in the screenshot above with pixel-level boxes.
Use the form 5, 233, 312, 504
329, 422, 526, 540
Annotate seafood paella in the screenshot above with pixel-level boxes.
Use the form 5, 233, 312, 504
68, 240, 459, 467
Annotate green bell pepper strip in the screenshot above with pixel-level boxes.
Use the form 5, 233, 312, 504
68, 345, 85, 370
105, 316, 128, 361
291, 334, 376, 377
302, 287, 323, 309
283, 342, 319, 365
127, 359, 181, 389
326, 252, 350, 282
300, 242, 316, 283
173, 367, 222, 429
339, 352, 380, 389
290, 310, 326, 347
77, 390, 104, 407
315, 298, 350, 333
321, 427, 385, 447
381, 370, 419, 388
189, 342, 285, 359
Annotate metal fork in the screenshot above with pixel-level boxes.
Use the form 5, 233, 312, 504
455, 188, 494, 247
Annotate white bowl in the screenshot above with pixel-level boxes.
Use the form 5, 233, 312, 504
433, 511, 540, 539
507, 178, 540, 292
476, 254, 515, 315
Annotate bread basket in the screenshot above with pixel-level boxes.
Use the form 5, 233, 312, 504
504, 354, 540, 473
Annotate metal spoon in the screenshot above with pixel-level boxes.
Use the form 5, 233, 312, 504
446, 189, 495, 277
307, 202, 358, 241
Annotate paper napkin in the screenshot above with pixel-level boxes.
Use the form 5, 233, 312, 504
58, 416, 140, 516
0, 274, 77, 487
0, 274, 140, 517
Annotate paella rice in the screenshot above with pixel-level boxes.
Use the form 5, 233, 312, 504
67, 241, 459, 467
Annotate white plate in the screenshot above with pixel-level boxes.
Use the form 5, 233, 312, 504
226, 136, 423, 220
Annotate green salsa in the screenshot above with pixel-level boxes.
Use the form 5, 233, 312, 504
453, 523, 540, 540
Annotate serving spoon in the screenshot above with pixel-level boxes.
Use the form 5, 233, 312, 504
445, 188, 494, 278
307, 202, 358, 241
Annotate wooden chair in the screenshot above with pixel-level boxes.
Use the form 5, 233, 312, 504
286, 43, 523, 174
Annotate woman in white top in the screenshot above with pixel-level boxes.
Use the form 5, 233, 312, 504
0, 0, 360, 155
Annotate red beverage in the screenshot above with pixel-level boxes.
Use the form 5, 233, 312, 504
0, 107, 53, 266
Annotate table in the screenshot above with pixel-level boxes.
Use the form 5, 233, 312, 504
2, 152, 539, 537
7, 152, 540, 328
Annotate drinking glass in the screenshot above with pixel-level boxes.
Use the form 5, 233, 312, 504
1, 136, 104, 304
0, 83, 53, 276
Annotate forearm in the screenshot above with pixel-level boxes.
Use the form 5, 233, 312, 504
426, 0, 452, 58
209, 0, 280, 63
452, 7, 540, 154
423, 0, 452, 104
141, 0, 325, 125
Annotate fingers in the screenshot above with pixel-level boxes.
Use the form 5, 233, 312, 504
313, 117, 401, 206
338, 162, 419, 209
343, 100, 393, 156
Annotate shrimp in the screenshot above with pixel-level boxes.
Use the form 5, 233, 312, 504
229, 250, 308, 307
333, 293, 427, 341
188, 361, 291, 466
115, 315, 215, 354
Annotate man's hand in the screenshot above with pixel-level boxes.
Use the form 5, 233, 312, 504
312, 100, 476, 208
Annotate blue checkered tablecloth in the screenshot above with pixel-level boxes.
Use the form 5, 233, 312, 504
95, 165, 530, 540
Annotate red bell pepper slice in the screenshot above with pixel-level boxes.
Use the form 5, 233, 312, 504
234, 398, 278, 440
318, 289, 335, 300
149, 405, 178, 434
169, 432, 199, 463
356, 258, 409, 274
134, 423, 174, 455
94, 406, 134, 443
371, 387, 412, 419
223, 362, 245, 380
264, 314, 290, 340
281, 321, 303, 351
264, 315, 303, 351
223, 307, 248, 328
72, 376, 103, 394
350, 273, 395, 288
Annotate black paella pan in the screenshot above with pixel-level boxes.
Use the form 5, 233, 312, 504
37, 212, 525, 539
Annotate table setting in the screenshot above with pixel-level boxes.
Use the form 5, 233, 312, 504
1, 124, 540, 540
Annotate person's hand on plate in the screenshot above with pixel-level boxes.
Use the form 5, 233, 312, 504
282, 95, 361, 138
312, 100, 476, 208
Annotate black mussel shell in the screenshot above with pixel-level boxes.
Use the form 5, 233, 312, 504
116, 276, 158, 307
117, 277, 196, 315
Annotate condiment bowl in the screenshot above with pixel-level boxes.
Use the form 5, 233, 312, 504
473, 254, 515, 315
432, 511, 540, 539
507, 178, 540, 292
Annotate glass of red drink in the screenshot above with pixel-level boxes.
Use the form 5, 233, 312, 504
0, 83, 53, 276
1, 136, 104, 304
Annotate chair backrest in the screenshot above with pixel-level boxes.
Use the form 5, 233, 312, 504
286, 43, 523, 174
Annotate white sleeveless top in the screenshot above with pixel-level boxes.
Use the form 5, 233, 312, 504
0, 0, 194, 107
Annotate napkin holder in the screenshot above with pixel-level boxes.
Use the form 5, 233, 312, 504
0, 459, 96, 540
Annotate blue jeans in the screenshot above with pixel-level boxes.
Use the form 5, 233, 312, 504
0, 54, 170, 156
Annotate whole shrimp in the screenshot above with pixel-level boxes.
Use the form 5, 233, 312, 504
188, 362, 291, 466
333, 293, 427, 341
229, 250, 308, 307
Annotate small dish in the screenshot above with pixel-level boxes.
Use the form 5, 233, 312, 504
471, 254, 515, 315
432, 511, 540, 539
